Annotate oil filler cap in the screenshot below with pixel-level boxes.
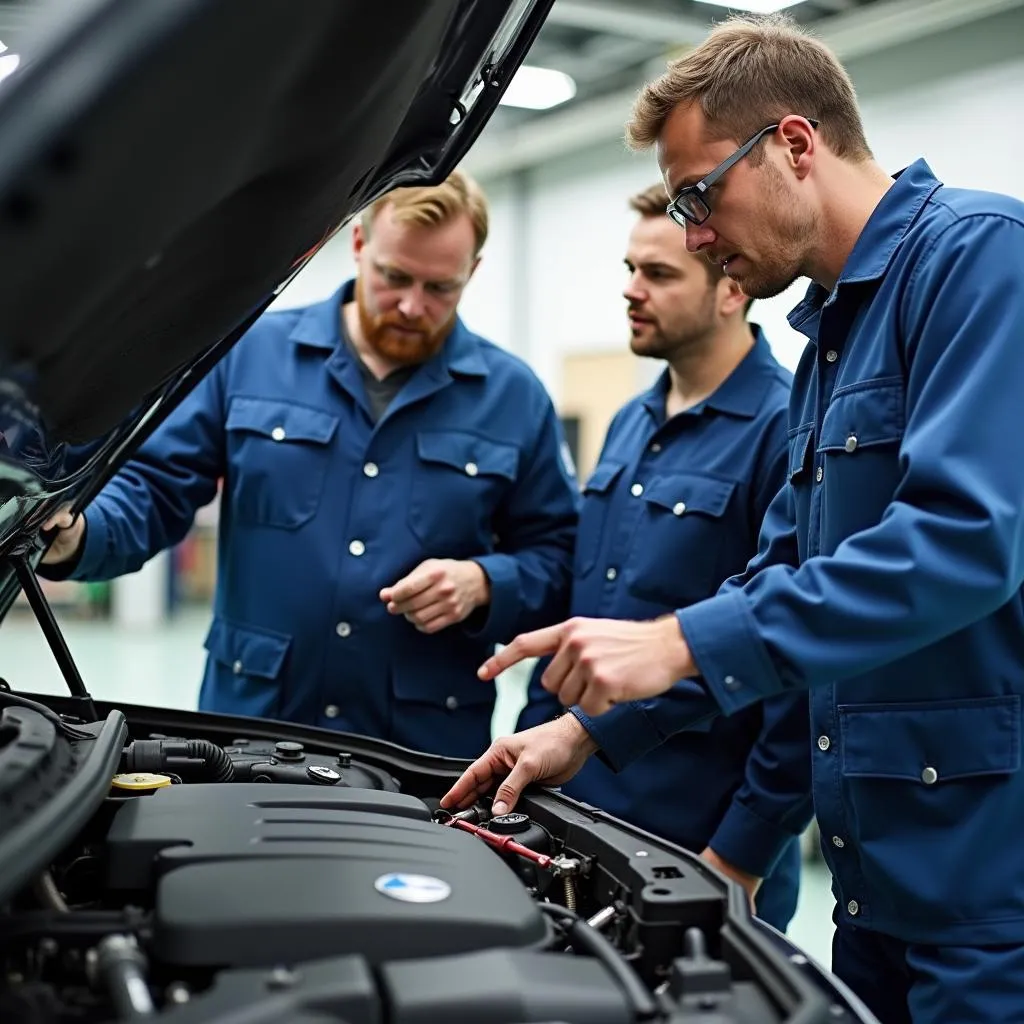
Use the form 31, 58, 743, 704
489, 812, 530, 834
111, 772, 173, 791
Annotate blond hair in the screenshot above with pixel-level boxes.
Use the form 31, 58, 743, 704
626, 13, 870, 162
362, 169, 489, 255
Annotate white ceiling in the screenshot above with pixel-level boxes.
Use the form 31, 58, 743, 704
468, 0, 1024, 177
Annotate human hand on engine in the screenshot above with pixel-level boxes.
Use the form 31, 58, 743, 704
476, 615, 696, 717
381, 558, 491, 634
40, 509, 86, 565
440, 714, 599, 816
699, 848, 761, 912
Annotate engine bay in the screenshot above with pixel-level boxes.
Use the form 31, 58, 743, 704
0, 692, 861, 1024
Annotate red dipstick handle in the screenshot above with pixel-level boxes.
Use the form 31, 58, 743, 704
448, 817, 553, 869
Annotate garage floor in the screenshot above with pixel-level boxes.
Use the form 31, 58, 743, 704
3, 606, 836, 965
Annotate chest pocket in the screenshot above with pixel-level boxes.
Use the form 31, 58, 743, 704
574, 461, 625, 579
627, 472, 738, 608
226, 397, 339, 529
817, 378, 905, 547
407, 430, 520, 554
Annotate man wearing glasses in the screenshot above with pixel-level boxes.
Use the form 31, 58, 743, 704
444, 14, 1024, 1023
517, 182, 809, 933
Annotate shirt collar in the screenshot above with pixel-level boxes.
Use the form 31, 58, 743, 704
789, 158, 942, 330
641, 323, 777, 422
288, 279, 488, 378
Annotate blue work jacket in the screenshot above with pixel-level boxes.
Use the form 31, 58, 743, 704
68, 283, 578, 758
578, 161, 1024, 945
518, 329, 809, 931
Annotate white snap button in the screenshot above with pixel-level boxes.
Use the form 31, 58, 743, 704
324, 705, 340, 719
816, 466, 824, 483
847, 900, 859, 916
445, 696, 459, 711
271, 426, 286, 442
605, 568, 618, 581
826, 350, 838, 363
832, 836, 845, 848
631, 483, 644, 497
363, 462, 379, 478
335, 622, 351, 638
817, 735, 831, 751
232, 660, 243, 675
921, 766, 938, 785
845, 435, 858, 453
349, 540, 365, 557
465, 462, 478, 477
673, 502, 686, 516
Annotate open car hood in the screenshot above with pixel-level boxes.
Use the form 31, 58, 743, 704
0, 0, 552, 619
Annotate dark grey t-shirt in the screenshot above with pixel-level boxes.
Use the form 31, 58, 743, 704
340, 312, 417, 423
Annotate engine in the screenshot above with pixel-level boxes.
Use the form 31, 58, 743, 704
0, 699, 864, 1024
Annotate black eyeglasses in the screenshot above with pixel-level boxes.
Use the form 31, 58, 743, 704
666, 118, 819, 227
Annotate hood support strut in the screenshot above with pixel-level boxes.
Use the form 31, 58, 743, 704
11, 554, 97, 722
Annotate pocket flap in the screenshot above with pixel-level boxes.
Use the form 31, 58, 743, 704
819, 379, 904, 453
226, 397, 339, 445
583, 461, 625, 495
415, 431, 519, 481
788, 426, 813, 480
642, 472, 735, 518
203, 618, 291, 679
391, 663, 495, 708
839, 695, 1021, 782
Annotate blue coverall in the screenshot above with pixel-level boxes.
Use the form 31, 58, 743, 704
574, 161, 1024, 1022
63, 282, 579, 758
519, 328, 809, 933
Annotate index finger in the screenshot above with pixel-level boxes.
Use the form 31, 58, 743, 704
440, 756, 501, 810
477, 623, 569, 680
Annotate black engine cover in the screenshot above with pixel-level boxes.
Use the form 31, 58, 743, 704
105, 783, 548, 968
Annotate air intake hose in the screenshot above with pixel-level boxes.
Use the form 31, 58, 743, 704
121, 738, 234, 783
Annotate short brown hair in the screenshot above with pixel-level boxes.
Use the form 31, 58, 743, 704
626, 13, 870, 162
362, 168, 489, 255
629, 182, 753, 311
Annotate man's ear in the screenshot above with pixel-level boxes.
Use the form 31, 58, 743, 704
352, 221, 367, 260
777, 114, 816, 182
718, 277, 748, 318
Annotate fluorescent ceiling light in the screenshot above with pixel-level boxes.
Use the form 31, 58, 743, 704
500, 65, 576, 110
0, 39, 19, 86
694, 0, 805, 13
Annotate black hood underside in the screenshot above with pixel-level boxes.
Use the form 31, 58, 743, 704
0, 0, 552, 610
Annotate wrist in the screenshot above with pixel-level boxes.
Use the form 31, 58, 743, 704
561, 709, 600, 756
658, 614, 695, 679
466, 560, 491, 609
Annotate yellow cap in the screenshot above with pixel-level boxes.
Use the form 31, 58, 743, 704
111, 772, 173, 791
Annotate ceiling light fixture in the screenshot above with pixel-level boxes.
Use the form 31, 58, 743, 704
499, 64, 576, 110
0, 39, 20, 85
693, 0, 805, 13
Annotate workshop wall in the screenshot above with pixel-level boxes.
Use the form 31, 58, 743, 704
504, 11, 1024, 406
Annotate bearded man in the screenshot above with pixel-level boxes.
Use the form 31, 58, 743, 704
40, 170, 578, 759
